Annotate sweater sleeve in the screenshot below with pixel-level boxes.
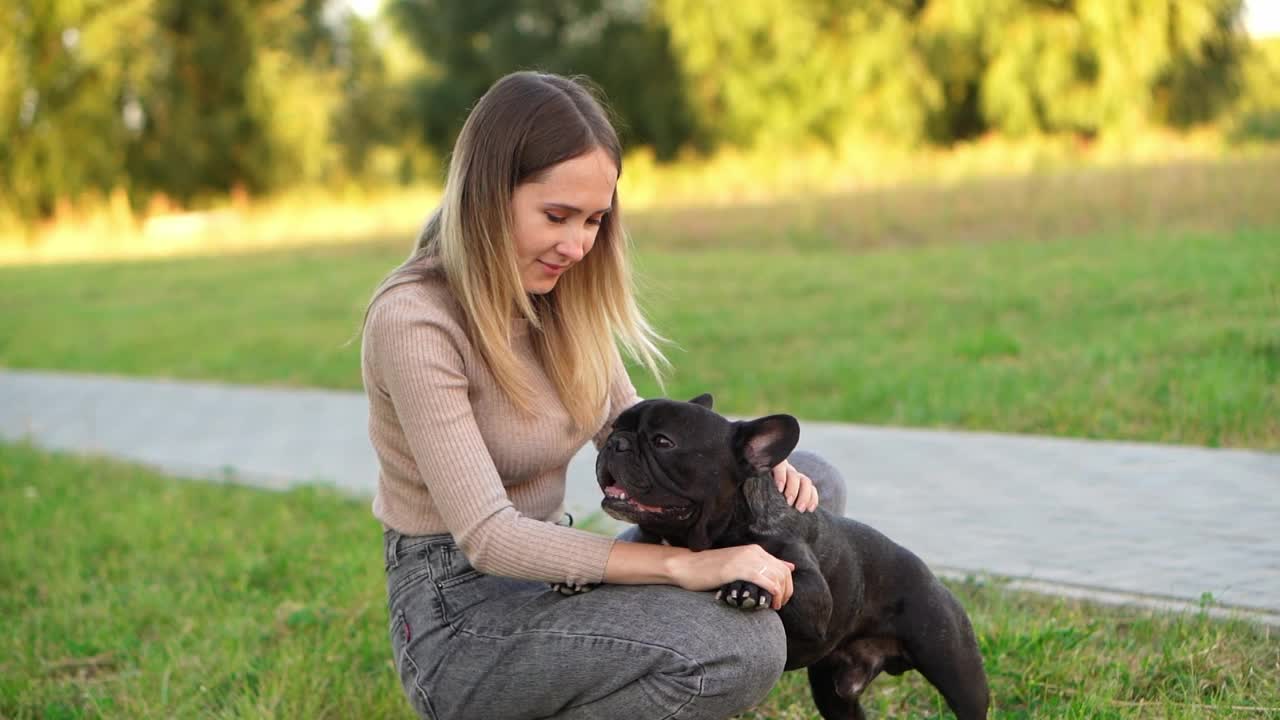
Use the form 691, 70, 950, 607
365, 290, 615, 585
592, 347, 644, 450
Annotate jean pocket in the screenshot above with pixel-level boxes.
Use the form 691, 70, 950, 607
434, 569, 495, 627
390, 609, 439, 719
436, 544, 483, 586
387, 558, 434, 610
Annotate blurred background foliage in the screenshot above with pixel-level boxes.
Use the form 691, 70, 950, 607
2, 0, 1279, 230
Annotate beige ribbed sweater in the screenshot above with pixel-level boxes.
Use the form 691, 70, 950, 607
361, 266, 640, 586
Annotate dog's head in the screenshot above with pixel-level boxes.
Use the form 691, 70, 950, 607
596, 394, 799, 550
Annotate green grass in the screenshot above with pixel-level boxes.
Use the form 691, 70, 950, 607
2, 221, 1277, 448
641, 228, 1280, 449
3, 443, 1277, 719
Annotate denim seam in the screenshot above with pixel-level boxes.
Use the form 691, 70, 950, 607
451, 624, 706, 719
401, 644, 437, 719
384, 529, 401, 570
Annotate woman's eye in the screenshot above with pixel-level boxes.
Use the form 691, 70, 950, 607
652, 435, 674, 449
545, 213, 567, 224
586, 216, 603, 226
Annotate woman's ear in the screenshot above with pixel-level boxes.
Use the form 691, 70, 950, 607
732, 415, 800, 471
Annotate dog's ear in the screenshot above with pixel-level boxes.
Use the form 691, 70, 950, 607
733, 415, 800, 472
688, 393, 714, 409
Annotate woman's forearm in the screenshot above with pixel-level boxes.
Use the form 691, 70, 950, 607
603, 539, 796, 609
602, 540, 690, 585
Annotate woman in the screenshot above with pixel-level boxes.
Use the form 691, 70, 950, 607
362, 71, 845, 719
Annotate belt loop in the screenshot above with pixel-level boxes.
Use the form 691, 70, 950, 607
384, 528, 402, 570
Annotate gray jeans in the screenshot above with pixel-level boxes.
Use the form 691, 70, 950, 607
383, 451, 845, 720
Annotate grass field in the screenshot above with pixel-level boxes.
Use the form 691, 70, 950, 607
4, 150, 1278, 720
7, 144, 1277, 265
2, 220, 1277, 448
3, 442, 1277, 719
624, 155, 1280, 253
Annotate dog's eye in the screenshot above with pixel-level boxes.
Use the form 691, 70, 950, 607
652, 434, 675, 449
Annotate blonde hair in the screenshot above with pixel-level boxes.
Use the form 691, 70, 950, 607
368, 71, 667, 430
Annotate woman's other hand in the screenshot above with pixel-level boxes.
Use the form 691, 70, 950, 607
773, 459, 818, 512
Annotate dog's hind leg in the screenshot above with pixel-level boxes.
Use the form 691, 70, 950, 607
901, 587, 990, 719
807, 661, 867, 720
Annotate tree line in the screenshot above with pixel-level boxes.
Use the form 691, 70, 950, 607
1, 0, 1274, 221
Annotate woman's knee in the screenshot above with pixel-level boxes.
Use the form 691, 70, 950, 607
730, 614, 788, 701
678, 609, 787, 719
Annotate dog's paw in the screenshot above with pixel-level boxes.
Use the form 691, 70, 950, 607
716, 581, 772, 610
550, 581, 597, 596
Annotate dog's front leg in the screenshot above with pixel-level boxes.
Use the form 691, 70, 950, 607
717, 545, 834, 638
549, 581, 597, 595
717, 541, 797, 610
717, 578, 773, 609
778, 557, 834, 643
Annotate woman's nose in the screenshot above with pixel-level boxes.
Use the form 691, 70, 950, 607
558, 231, 589, 261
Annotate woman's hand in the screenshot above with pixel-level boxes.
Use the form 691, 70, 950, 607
666, 544, 795, 610
773, 459, 819, 512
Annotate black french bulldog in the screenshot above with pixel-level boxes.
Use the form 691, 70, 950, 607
597, 395, 989, 720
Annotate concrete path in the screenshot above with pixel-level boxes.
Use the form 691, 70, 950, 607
3, 369, 1278, 621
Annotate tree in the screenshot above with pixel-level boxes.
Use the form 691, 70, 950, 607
0, 0, 160, 218
658, 0, 946, 148
387, 0, 699, 158
330, 13, 405, 180
656, 0, 1248, 147
126, 0, 344, 203
977, 0, 1246, 136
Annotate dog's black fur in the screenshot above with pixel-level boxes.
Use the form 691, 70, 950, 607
597, 395, 989, 720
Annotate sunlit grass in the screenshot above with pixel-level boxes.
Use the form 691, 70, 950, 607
3, 443, 1277, 719
625, 154, 1280, 252
4, 144, 1278, 266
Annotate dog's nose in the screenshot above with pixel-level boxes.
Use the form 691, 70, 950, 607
608, 435, 631, 453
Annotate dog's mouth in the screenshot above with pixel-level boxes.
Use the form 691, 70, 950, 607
602, 484, 670, 513
599, 470, 692, 520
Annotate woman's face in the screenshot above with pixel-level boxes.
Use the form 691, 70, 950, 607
510, 146, 617, 295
